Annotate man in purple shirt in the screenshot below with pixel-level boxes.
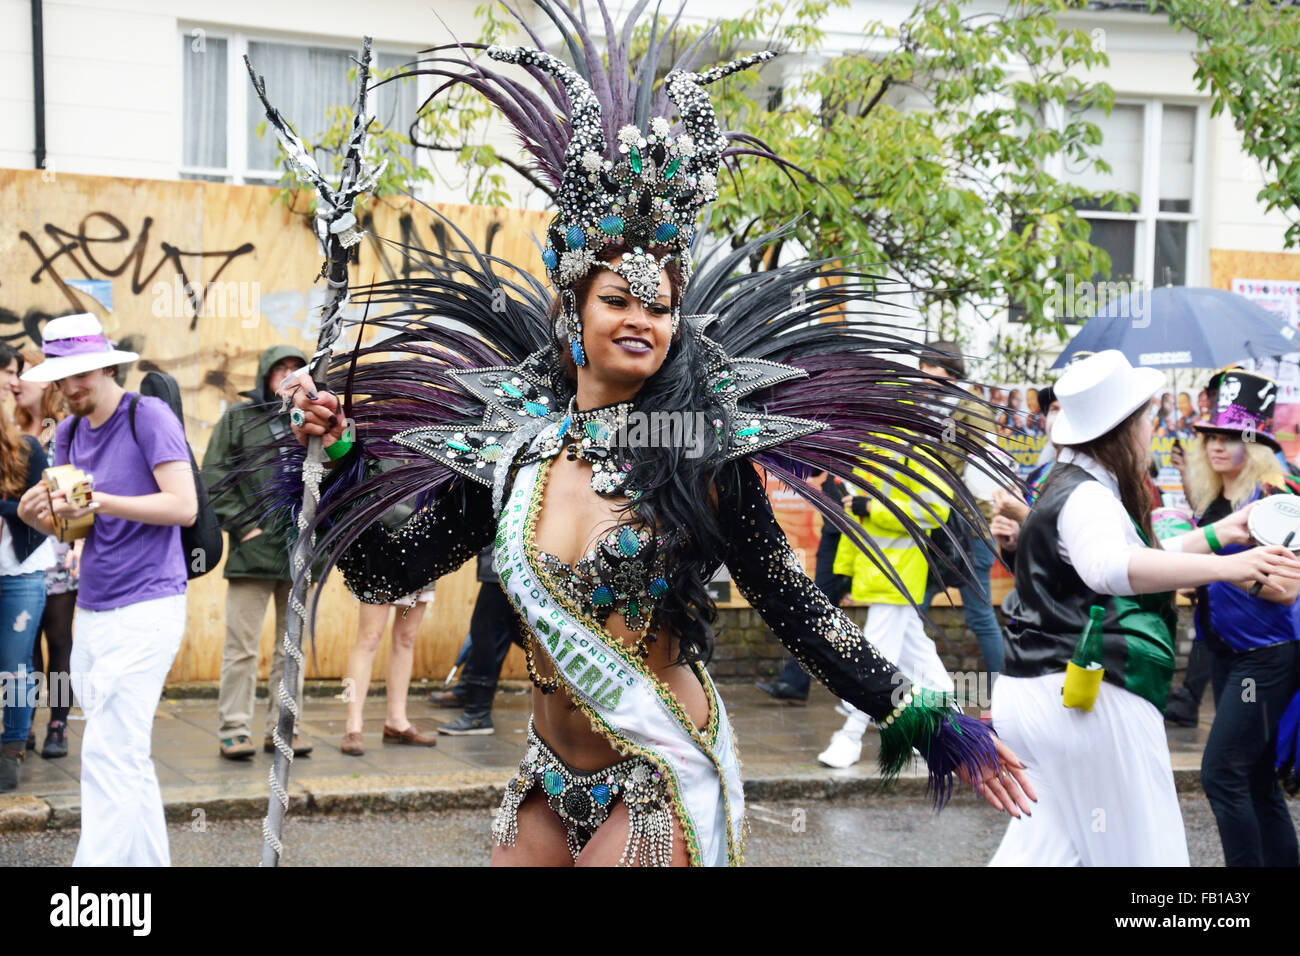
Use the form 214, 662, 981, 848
17, 314, 196, 867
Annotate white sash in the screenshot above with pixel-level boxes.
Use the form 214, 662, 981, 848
495, 449, 744, 866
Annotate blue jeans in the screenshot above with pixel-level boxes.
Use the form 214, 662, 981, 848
958, 534, 1004, 674
1, 571, 46, 746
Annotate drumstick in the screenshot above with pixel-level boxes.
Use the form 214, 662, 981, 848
1250, 529, 1296, 597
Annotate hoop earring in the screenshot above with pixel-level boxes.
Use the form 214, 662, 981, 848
564, 289, 586, 367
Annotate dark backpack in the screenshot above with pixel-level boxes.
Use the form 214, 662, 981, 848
68, 372, 224, 579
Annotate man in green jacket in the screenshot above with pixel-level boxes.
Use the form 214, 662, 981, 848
202, 345, 313, 760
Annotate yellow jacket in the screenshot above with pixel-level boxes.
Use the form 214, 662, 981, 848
833, 444, 953, 605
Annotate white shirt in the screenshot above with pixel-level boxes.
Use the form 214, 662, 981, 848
1054, 448, 1144, 596
0, 520, 56, 576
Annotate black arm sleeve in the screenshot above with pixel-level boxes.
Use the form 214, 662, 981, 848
717, 462, 907, 721
335, 476, 497, 604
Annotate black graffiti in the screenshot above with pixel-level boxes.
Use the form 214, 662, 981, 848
17, 212, 255, 331
0, 306, 58, 348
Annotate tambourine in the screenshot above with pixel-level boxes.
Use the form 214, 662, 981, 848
1152, 507, 1195, 542
1247, 494, 1300, 551
1246, 494, 1300, 596
43, 465, 96, 543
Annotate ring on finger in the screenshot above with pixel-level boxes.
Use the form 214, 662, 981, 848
289, 408, 307, 427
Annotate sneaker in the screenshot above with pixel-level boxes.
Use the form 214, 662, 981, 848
219, 735, 256, 760
817, 730, 863, 769
755, 680, 809, 705
41, 722, 68, 759
438, 713, 495, 736
0, 747, 23, 791
264, 735, 314, 757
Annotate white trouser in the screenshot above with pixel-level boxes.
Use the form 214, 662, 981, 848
70, 593, 186, 867
988, 673, 1189, 867
838, 602, 954, 742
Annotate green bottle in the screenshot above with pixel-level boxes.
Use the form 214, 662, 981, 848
1072, 605, 1106, 669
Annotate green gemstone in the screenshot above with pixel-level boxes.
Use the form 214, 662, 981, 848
479, 444, 503, 462
737, 425, 763, 438
446, 439, 473, 452
630, 145, 643, 174
500, 381, 524, 398
664, 156, 681, 180
617, 526, 641, 557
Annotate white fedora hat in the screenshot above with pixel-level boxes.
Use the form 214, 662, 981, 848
21, 314, 139, 383
1050, 349, 1164, 446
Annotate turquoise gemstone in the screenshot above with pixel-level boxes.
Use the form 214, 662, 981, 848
617, 527, 641, 557
479, 444, 503, 462
565, 226, 586, 250
523, 401, 548, 417
599, 215, 624, 236
571, 339, 586, 367
543, 770, 565, 795
649, 577, 668, 598
542, 247, 558, 269
500, 380, 523, 398
584, 420, 611, 443
557, 415, 571, 439
592, 586, 614, 606
591, 784, 612, 806
737, 425, 763, 438
655, 222, 679, 242
664, 156, 682, 180
446, 439, 472, 452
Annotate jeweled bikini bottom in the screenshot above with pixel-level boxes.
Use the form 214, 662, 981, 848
492, 716, 675, 866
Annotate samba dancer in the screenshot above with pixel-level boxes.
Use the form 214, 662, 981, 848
274, 3, 1036, 866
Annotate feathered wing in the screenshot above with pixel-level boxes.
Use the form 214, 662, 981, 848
686, 224, 1011, 596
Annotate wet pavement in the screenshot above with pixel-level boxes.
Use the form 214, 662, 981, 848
9, 679, 1216, 805
0, 791, 1269, 867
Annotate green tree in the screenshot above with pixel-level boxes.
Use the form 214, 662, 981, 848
1153, 0, 1300, 248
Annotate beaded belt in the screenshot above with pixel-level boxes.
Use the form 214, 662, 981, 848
493, 717, 675, 866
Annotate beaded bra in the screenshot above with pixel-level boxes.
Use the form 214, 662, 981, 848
537, 522, 670, 633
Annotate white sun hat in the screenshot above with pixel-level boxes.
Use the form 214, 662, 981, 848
20, 313, 139, 383
1050, 349, 1164, 446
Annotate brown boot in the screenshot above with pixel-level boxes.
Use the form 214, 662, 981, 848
341, 732, 365, 756
383, 722, 437, 747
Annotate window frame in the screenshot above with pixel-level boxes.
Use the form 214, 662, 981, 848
1051, 97, 1208, 287
176, 27, 426, 185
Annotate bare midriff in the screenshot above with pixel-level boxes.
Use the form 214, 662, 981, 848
528, 453, 709, 773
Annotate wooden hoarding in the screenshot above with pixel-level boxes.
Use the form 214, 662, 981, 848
0, 168, 552, 682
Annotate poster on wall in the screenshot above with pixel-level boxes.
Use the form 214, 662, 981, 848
1231, 277, 1300, 461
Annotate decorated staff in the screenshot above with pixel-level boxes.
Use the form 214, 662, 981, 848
244, 37, 383, 867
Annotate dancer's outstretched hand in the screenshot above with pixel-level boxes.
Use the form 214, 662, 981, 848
959, 736, 1037, 818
